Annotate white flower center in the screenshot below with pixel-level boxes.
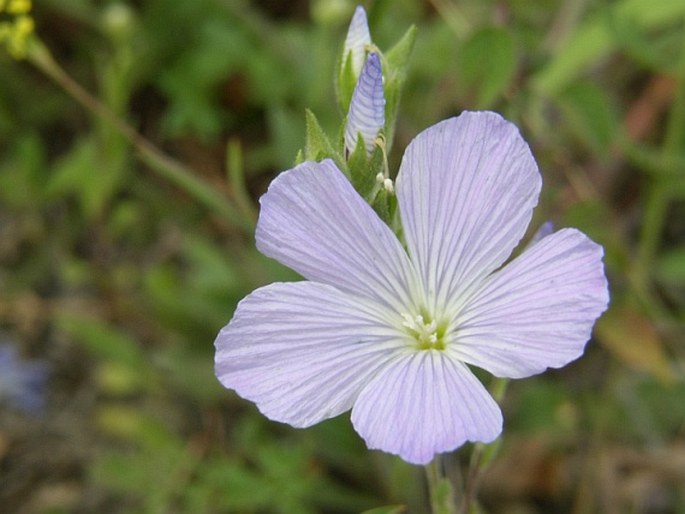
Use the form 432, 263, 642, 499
401, 313, 445, 351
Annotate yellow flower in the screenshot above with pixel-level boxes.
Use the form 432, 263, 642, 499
0, 0, 33, 59
8, 0, 31, 15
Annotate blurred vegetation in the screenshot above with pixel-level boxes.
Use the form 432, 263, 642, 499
0, 0, 684, 513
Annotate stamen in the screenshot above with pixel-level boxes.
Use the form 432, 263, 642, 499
401, 312, 443, 350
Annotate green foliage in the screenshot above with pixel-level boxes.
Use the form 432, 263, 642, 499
508, 379, 578, 436
383, 24, 417, 150
556, 81, 620, 155
1, 0, 685, 513
337, 45, 359, 113
428, 476, 457, 514
348, 134, 383, 200
656, 247, 685, 285
455, 27, 515, 109
532, 0, 685, 94
56, 314, 147, 372
304, 108, 342, 165
46, 136, 129, 219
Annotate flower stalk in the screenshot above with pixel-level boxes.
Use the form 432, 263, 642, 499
24, 38, 253, 233
426, 458, 457, 514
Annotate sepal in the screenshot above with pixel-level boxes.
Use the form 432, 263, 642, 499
348, 134, 384, 202
304, 109, 345, 172
293, 148, 304, 166
382, 25, 416, 152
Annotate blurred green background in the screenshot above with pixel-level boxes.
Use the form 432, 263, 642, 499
1, 0, 684, 513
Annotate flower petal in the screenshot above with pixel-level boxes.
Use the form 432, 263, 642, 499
351, 351, 502, 465
451, 228, 609, 378
396, 111, 541, 316
256, 159, 418, 311
215, 281, 405, 427
345, 52, 385, 156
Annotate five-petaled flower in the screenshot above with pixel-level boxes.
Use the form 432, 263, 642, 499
214, 111, 609, 465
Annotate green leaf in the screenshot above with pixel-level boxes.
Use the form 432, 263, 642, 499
182, 236, 241, 295
533, 0, 685, 95
478, 436, 503, 470
371, 186, 394, 226
348, 133, 383, 200
95, 405, 171, 444
337, 48, 359, 114
509, 380, 574, 434
304, 108, 342, 166
158, 17, 250, 140
96, 361, 145, 396
56, 313, 147, 371
385, 24, 417, 79
655, 247, 685, 284
46, 137, 126, 219
607, 12, 685, 74
383, 25, 417, 150
556, 81, 620, 154
430, 477, 457, 514
294, 148, 305, 165
620, 137, 685, 177
0, 134, 46, 207
156, 346, 224, 404
456, 26, 515, 109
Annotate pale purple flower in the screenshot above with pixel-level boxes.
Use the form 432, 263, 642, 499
0, 342, 48, 413
214, 111, 609, 465
345, 51, 385, 156
342, 5, 371, 79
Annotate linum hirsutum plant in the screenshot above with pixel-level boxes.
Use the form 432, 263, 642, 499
214, 0, 608, 480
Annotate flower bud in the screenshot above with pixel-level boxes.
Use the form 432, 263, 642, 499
341, 5, 371, 80
345, 52, 385, 157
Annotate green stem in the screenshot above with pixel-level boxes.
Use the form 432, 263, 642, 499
425, 457, 457, 514
227, 138, 257, 224
26, 37, 253, 234
462, 379, 508, 513
462, 446, 482, 514
636, 34, 685, 280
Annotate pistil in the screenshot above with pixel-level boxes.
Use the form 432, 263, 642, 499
401, 313, 445, 350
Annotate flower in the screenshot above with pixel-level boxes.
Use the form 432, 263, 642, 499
214, 111, 609, 465
341, 5, 371, 80
344, 51, 385, 157
0, 0, 34, 58
0, 341, 48, 413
